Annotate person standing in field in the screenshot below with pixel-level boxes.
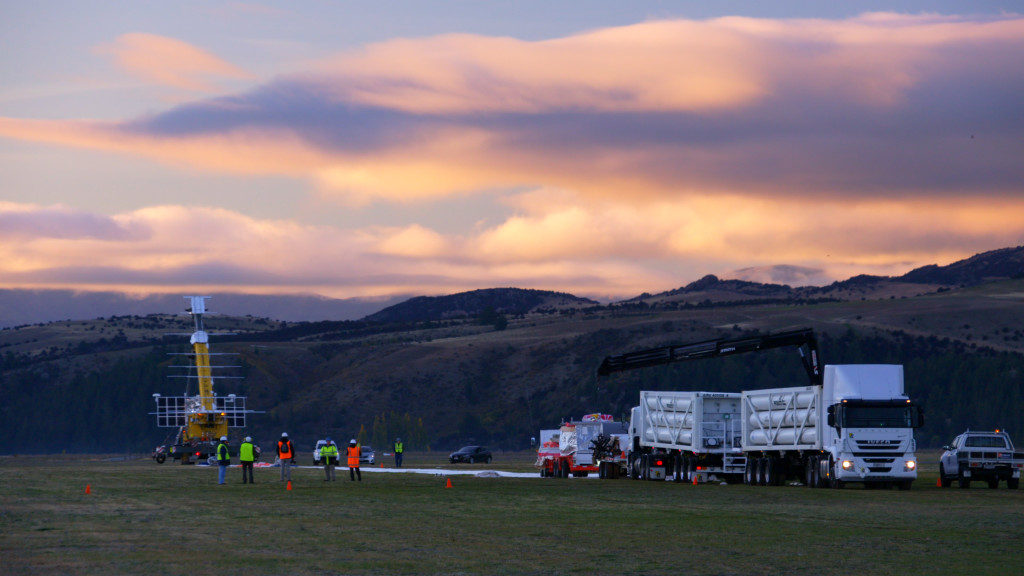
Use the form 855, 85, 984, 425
216, 436, 230, 485
239, 436, 255, 484
321, 437, 339, 481
347, 439, 362, 481
393, 437, 404, 468
277, 432, 295, 482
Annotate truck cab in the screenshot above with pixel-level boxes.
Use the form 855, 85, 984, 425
939, 430, 1023, 489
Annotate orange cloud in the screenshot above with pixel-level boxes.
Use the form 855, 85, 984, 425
95, 33, 255, 92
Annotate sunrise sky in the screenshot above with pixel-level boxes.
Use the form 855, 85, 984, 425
2, 1, 1022, 305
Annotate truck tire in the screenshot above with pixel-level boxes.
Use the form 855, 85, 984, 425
1008, 478, 1019, 490
744, 459, 756, 485
938, 464, 951, 488
958, 472, 970, 489
560, 459, 570, 478
804, 458, 814, 488
673, 456, 683, 483
155, 454, 166, 464
755, 458, 767, 486
767, 458, 777, 486
808, 456, 820, 489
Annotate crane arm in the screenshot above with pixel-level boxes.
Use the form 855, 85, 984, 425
597, 327, 822, 385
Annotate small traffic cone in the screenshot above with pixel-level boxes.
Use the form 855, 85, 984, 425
287, 480, 292, 491
936, 478, 941, 487
380, 462, 384, 468
446, 477, 453, 489
692, 475, 699, 486
85, 484, 91, 495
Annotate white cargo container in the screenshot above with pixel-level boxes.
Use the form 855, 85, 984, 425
628, 391, 746, 482
741, 364, 923, 489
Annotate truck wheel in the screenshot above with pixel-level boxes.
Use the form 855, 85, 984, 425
765, 457, 780, 487
1008, 478, 1019, 490
486, 456, 492, 464
987, 478, 999, 489
804, 459, 814, 488
561, 459, 570, 478
744, 459, 756, 485
958, 472, 970, 489
938, 464, 951, 488
808, 456, 820, 489
754, 458, 766, 486
155, 454, 166, 464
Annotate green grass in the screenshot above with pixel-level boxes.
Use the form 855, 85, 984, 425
1, 452, 1022, 575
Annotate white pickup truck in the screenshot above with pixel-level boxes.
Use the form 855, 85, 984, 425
939, 430, 1023, 489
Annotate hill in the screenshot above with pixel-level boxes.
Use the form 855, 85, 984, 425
1, 247, 1022, 455
363, 287, 599, 323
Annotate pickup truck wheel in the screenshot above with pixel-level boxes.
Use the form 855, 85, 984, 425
958, 472, 970, 489
938, 464, 951, 488
1008, 478, 1019, 490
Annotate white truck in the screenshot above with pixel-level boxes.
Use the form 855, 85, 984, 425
627, 391, 746, 483
938, 430, 1023, 489
742, 364, 923, 490
600, 329, 925, 489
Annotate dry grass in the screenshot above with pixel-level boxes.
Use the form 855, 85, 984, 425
2, 452, 1022, 575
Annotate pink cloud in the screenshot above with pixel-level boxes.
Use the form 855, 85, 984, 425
95, 33, 255, 92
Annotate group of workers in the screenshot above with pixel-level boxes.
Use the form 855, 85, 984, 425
215, 433, 405, 485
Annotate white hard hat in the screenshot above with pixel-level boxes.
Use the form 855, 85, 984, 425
244, 436, 252, 442
282, 432, 288, 438
220, 436, 227, 441
350, 439, 357, 444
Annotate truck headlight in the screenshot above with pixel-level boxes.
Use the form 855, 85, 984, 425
841, 460, 853, 470
905, 460, 916, 471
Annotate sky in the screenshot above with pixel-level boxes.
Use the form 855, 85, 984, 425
2, 1, 1023, 305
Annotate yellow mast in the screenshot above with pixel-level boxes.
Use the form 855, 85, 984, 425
183, 296, 228, 442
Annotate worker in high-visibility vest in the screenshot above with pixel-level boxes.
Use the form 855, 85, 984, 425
239, 436, 256, 484
277, 433, 295, 482
393, 437, 404, 468
347, 439, 362, 482
320, 437, 339, 481
216, 436, 230, 485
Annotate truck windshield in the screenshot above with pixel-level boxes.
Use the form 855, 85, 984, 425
841, 404, 918, 428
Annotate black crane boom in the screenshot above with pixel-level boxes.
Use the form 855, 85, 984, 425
597, 327, 822, 386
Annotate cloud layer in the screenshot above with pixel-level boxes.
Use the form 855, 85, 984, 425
1, 14, 1023, 299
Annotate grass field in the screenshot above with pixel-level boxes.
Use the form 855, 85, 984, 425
2, 451, 1022, 575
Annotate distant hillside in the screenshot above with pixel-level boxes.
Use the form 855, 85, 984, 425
634, 245, 1024, 305
364, 288, 600, 323
0, 290, 405, 329
897, 246, 1024, 285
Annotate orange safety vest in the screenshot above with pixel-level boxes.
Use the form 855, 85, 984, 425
278, 440, 293, 459
347, 445, 360, 467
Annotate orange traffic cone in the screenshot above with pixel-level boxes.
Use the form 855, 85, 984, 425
936, 478, 941, 487
287, 480, 292, 491
692, 475, 698, 486
445, 477, 453, 489
85, 484, 91, 495
380, 462, 384, 468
